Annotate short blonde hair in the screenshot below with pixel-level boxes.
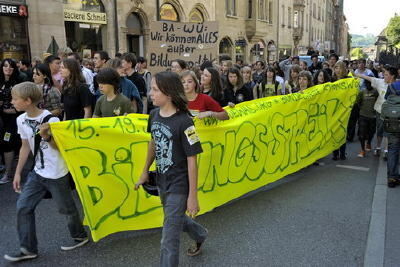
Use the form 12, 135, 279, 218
12, 82, 43, 104
241, 66, 252, 74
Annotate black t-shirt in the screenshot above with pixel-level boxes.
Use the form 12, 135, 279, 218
62, 83, 93, 120
147, 109, 203, 194
224, 86, 253, 104
126, 72, 146, 99
308, 63, 322, 75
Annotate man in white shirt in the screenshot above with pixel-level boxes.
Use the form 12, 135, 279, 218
354, 66, 398, 158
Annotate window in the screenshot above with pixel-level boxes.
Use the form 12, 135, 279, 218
288, 7, 292, 27
160, 3, 179, 21
281, 4, 285, 26
318, 6, 321, 20
258, 0, 264, 20
268, 1, 273, 23
258, 0, 267, 20
306, 14, 308, 31
293, 11, 299, 28
189, 8, 204, 23
226, 0, 236, 16
313, 3, 316, 18
248, 0, 253, 18
64, 0, 104, 12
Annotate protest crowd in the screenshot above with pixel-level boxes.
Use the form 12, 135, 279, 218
1, 48, 400, 266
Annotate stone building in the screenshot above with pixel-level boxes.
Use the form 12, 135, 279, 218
0, 0, 348, 63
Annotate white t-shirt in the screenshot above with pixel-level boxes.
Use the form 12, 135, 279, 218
82, 66, 95, 94
371, 78, 388, 114
17, 110, 68, 179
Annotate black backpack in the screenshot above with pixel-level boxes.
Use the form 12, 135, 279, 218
32, 114, 75, 199
381, 84, 400, 133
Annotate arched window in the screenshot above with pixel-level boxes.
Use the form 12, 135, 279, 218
126, 13, 142, 34
160, 3, 179, 22
219, 37, 233, 58
189, 8, 204, 23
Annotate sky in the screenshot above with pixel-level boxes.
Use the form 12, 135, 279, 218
343, 0, 400, 36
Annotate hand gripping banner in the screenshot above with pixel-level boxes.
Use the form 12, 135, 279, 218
50, 78, 359, 241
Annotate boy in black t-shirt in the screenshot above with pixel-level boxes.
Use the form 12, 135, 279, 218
121, 53, 147, 113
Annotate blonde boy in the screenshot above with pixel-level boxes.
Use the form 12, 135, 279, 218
4, 82, 88, 262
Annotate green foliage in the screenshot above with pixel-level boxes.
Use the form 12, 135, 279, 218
386, 14, 400, 47
350, 48, 368, 59
351, 34, 376, 48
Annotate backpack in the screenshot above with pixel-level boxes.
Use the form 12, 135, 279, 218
33, 114, 75, 199
381, 84, 400, 133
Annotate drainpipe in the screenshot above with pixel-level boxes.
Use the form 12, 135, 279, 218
276, 0, 280, 60
156, 0, 160, 21
114, 0, 119, 52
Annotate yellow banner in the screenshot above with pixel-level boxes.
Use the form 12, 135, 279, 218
51, 78, 359, 241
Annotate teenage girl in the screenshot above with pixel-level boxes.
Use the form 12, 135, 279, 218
135, 71, 208, 266
181, 70, 229, 120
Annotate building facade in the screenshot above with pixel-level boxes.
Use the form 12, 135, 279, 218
0, 0, 349, 63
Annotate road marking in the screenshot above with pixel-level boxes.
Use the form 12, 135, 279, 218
336, 165, 370, 172
364, 158, 387, 267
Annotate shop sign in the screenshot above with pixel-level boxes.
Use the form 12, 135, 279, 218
64, 9, 107, 24
235, 39, 247, 47
0, 4, 28, 17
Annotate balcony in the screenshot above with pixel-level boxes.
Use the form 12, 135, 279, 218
245, 18, 271, 42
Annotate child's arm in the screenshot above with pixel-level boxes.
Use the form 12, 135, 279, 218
187, 155, 200, 217
135, 139, 155, 189
13, 139, 31, 192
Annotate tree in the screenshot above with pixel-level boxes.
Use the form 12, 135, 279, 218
350, 48, 368, 59
386, 14, 400, 47
347, 32, 352, 54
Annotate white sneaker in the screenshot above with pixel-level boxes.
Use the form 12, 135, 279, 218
0, 176, 10, 185
61, 237, 89, 251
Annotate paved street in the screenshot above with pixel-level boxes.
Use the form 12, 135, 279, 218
0, 141, 396, 266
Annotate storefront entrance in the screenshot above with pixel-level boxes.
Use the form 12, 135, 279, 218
0, 2, 29, 60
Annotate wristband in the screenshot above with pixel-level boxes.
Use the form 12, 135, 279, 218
42, 135, 52, 142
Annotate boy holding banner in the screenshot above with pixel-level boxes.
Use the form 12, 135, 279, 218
4, 82, 88, 262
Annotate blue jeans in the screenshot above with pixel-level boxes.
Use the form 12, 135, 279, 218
387, 134, 400, 179
16, 172, 86, 253
159, 193, 207, 267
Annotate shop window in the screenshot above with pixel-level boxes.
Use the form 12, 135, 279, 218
189, 8, 204, 23
63, 0, 105, 12
219, 38, 233, 59
160, 3, 179, 22
0, 16, 29, 60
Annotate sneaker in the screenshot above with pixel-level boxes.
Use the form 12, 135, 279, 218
61, 237, 89, 251
4, 249, 38, 262
0, 175, 10, 185
187, 229, 208, 257
373, 148, 381, 156
358, 151, 366, 158
383, 151, 388, 161
365, 144, 372, 151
